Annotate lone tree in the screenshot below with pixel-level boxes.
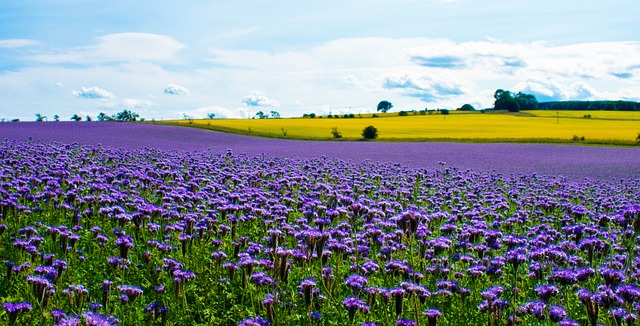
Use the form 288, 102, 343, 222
70, 114, 82, 121
377, 100, 393, 113
35, 113, 47, 122
97, 112, 111, 121
362, 125, 378, 140
458, 104, 476, 111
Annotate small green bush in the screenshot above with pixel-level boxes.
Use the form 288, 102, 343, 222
331, 127, 342, 139
362, 125, 378, 140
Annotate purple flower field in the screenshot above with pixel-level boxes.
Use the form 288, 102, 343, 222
1, 122, 640, 325
0, 122, 638, 181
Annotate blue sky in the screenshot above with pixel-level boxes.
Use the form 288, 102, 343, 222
1, 0, 639, 120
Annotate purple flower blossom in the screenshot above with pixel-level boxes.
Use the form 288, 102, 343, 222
343, 296, 369, 321
423, 308, 442, 326
237, 316, 270, 326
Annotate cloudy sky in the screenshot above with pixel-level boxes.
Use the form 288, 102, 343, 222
1, 0, 639, 120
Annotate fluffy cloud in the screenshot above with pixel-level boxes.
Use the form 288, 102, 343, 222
383, 75, 465, 102
72, 86, 114, 99
514, 79, 599, 102
31, 33, 185, 64
181, 106, 244, 119
242, 93, 280, 108
0, 39, 39, 48
164, 84, 190, 95
121, 98, 154, 110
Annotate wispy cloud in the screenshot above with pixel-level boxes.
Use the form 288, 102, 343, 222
182, 106, 244, 119
31, 33, 185, 64
0, 39, 39, 49
383, 75, 465, 102
164, 84, 190, 95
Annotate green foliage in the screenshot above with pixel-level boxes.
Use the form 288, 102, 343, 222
494, 90, 538, 112
494, 89, 520, 112
70, 114, 82, 122
207, 113, 216, 119
515, 92, 538, 111
115, 110, 140, 122
361, 125, 378, 139
458, 104, 476, 111
331, 127, 342, 138
97, 112, 111, 122
377, 100, 393, 113
538, 100, 640, 111
398, 111, 409, 116
440, 109, 450, 115
35, 113, 46, 122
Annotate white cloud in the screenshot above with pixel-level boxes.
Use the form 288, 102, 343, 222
72, 86, 114, 99
164, 84, 190, 95
514, 79, 600, 101
242, 93, 280, 108
3, 35, 640, 121
0, 39, 39, 48
383, 74, 466, 102
121, 98, 154, 110
182, 106, 245, 119
31, 33, 185, 64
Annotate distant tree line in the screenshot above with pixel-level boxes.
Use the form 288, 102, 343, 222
99, 110, 140, 121
538, 101, 640, 111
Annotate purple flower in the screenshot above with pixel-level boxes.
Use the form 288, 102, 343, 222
237, 316, 270, 326
396, 318, 416, 326
310, 311, 322, 320
117, 285, 143, 302
423, 308, 442, 326
345, 274, 368, 293
343, 297, 369, 321
3, 301, 32, 323
549, 269, 577, 286
535, 284, 559, 302
299, 279, 317, 306
82, 311, 119, 326
549, 305, 567, 322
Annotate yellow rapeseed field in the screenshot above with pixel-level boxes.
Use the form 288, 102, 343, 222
161, 111, 640, 144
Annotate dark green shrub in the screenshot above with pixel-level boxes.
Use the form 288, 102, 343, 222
362, 125, 378, 140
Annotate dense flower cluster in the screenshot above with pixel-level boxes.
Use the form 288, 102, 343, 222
0, 139, 639, 325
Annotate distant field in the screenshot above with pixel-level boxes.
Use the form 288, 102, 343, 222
528, 110, 640, 120
159, 111, 640, 145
